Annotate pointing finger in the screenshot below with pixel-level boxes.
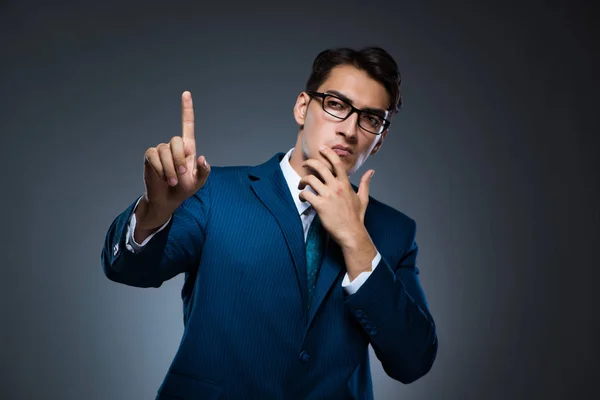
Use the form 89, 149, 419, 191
181, 91, 195, 142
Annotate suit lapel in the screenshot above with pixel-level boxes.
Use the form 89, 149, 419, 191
249, 153, 356, 327
249, 153, 309, 315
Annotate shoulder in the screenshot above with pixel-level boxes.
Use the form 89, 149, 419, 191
207, 165, 253, 181
186, 164, 253, 201
365, 194, 417, 234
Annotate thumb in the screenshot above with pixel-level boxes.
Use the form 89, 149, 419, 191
194, 155, 211, 186
357, 169, 374, 205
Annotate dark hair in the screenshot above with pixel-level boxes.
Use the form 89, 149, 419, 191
305, 47, 402, 114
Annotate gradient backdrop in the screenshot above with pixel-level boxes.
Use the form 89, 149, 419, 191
1, 0, 598, 399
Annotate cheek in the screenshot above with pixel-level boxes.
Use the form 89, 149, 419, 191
366, 136, 380, 152
303, 109, 321, 134
355, 138, 379, 161
303, 112, 327, 145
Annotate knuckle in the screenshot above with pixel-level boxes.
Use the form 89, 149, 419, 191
149, 157, 160, 170
157, 143, 169, 152
144, 147, 155, 159
147, 151, 158, 163
170, 136, 182, 145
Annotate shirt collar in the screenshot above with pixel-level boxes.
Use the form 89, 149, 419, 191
279, 147, 316, 216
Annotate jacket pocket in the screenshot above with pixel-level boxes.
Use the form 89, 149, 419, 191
157, 370, 223, 400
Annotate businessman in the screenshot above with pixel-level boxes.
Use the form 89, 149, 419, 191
102, 47, 438, 399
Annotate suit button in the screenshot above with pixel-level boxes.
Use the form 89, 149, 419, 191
370, 328, 378, 336
359, 316, 368, 323
364, 323, 372, 330
299, 351, 310, 363
356, 310, 365, 318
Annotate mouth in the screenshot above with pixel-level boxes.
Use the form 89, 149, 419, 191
331, 145, 353, 157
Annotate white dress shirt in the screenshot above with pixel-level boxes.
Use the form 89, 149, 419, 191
125, 148, 380, 295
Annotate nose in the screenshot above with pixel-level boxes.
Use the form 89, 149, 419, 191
337, 110, 360, 140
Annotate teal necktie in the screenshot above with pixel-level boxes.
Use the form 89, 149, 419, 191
306, 212, 327, 310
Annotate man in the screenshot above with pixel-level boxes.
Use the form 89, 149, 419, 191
102, 47, 438, 399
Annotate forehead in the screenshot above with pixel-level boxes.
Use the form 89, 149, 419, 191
316, 64, 390, 111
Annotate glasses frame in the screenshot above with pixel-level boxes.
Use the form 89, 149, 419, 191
306, 91, 391, 135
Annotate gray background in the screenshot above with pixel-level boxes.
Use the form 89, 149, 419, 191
1, 0, 598, 399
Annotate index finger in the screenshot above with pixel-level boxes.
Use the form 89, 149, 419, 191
181, 91, 195, 141
318, 146, 347, 181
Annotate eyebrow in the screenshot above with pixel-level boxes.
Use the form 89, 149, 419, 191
325, 90, 388, 116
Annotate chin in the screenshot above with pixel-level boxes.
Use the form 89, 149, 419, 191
347, 159, 363, 176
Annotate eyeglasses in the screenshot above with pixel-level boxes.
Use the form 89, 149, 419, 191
306, 91, 391, 135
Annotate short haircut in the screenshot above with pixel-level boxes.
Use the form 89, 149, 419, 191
305, 47, 402, 114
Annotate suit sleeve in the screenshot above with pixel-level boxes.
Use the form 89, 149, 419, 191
341, 251, 381, 295
344, 218, 438, 384
125, 196, 172, 253
101, 183, 211, 288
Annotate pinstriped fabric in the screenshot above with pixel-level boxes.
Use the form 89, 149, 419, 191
102, 152, 437, 399
250, 166, 310, 314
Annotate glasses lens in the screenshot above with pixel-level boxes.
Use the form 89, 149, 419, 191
322, 95, 351, 119
319, 93, 387, 134
359, 113, 385, 134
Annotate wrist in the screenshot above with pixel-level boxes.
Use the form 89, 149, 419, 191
340, 227, 377, 280
135, 196, 174, 230
339, 225, 370, 250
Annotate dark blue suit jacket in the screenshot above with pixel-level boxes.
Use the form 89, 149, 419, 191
102, 152, 437, 399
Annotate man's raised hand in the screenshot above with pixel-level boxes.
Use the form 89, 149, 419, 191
138, 91, 211, 230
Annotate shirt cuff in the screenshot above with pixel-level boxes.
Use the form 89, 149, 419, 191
125, 196, 172, 253
341, 251, 381, 295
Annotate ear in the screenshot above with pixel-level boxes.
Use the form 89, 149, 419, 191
370, 129, 388, 155
293, 92, 311, 127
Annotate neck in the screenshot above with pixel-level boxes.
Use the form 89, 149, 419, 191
289, 141, 309, 178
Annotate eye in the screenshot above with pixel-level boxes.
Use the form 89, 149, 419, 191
326, 99, 344, 109
363, 114, 383, 128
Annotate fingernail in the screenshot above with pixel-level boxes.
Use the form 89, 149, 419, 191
169, 178, 177, 186
371, 170, 375, 178
178, 166, 187, 174
319, 145, 326, 150
203, 159, 208, 168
